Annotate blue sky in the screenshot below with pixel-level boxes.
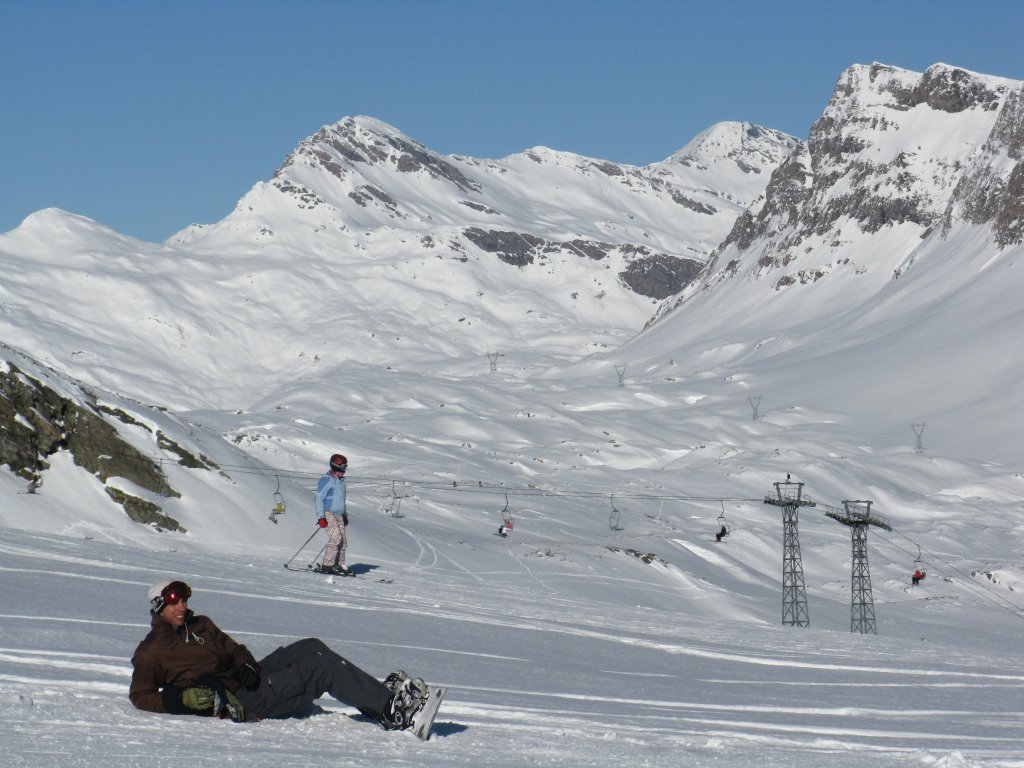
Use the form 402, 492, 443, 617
3, 0, 1022, 243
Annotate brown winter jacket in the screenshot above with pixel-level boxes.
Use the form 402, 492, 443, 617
129, 610, 258, 715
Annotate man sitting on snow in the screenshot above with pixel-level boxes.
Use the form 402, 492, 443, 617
129, 578, 427, 729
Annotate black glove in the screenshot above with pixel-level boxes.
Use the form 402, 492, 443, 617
234, 662, 261, 691
215, 688, 246, 722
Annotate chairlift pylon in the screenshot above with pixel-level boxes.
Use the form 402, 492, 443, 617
609, 494, 622, 531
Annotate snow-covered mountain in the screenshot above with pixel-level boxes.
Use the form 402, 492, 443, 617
697, 62, 1023, 285
2, 62, 1024, 767
641, 62, 1024, 466
176, 115, 795, 296
0, 118, 793, 412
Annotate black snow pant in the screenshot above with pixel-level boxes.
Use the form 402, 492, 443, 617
236, 638, 391, 721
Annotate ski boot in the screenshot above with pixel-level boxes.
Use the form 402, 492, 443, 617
383, 670, 408, 693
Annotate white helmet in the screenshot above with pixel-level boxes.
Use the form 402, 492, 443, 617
148, 578, 191, 613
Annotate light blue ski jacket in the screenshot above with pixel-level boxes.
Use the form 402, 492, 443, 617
316, 474, 347, 518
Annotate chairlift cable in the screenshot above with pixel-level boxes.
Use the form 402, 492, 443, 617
866, 526, 1024, 621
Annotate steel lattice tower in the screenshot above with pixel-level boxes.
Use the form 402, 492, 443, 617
826, 500, 892, 634
764, 480, 814, 627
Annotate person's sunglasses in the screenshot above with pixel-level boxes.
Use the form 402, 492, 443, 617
161, 582, 191, 605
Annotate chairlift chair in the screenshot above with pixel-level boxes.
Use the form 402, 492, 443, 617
715, 504, 729, 542
497, 493, 514, 537
269, 476, 287, 523
385, 480, 405, 518
912, 545, 926, 585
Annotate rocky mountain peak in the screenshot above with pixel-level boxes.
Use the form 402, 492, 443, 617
668, 121, 799, 175
696, 62, 1024, 294
181, 113, 797, 307
911, 63, 1005, 113
275, 115, 481, 195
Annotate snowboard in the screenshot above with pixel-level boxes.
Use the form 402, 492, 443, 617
410, 685, 446, 741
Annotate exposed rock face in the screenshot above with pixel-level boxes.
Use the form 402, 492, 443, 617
723, 144, 815, 256
942, 86, 1024, 247
276, 118, 481, 194
0, 356, 194, 531
645, 62, 1024, 332
463, 228, 547, 267
462, 227, 702, 298
704, 63, 1024, 291
909, 65, 1003, 113
619, 251, 704, 300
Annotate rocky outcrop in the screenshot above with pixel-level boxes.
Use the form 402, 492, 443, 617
909, 64, 1003, 113
648, 62, 1024, 330
704, 63, 1024, 292
619, 251, 704, 300
719, 144, 814, 256
463, 227, 703, 299
942, 86, 1024, 247
277, 118, 481, 194
0, 358, 198, 531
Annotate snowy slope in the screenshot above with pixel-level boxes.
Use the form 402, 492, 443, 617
2, 525, 1022, 768
0, 118, 793, 411
643, 62, 1024, 466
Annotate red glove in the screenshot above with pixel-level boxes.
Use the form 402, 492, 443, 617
317, 517, 328, 528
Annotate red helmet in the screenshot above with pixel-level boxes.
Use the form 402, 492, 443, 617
329, 453, 348, 472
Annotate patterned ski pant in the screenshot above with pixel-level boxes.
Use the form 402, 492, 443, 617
323, 512, 347, 568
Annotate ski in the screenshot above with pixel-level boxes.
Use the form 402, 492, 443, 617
410, 685, 446, 741
283, 563, 356, 576
283, 564, 318, 573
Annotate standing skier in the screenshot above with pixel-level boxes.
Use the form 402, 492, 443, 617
317, 453, 351, 575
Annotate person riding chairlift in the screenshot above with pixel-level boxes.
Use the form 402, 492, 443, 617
912, 568, 926, 586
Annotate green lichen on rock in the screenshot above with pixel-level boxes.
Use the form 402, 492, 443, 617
0, 361, 183, 527
105, 486, 185, 532
156, 431, 218, 471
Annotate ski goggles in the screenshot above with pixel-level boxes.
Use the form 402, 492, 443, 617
161, 581, 192, 606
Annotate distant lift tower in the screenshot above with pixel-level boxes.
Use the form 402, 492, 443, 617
764, 480, 815, 627
825, 501, 892, 634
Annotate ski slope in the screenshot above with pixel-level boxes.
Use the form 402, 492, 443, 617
2, 507, 1022, 767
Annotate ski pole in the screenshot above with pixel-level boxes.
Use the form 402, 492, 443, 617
283, 526, 322, 568
305, 542, 327, 569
